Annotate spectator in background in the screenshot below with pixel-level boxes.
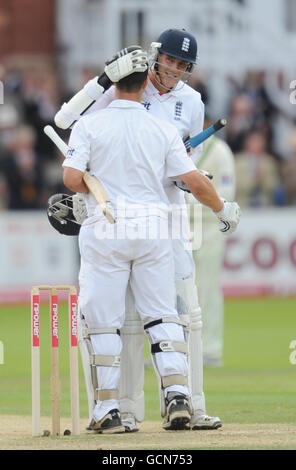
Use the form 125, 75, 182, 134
235, 130, 280, 207
241, 72, 274, 122
21, 69, 58, 159
282, 129, 296, 206
189, 75, 209, 105
40, 149, 66, 208
0, 103, 20, 149
226, 93, 255, 153
0, 124, 42, 209
240, 71, 276, 155
0, 66, 68, 208
0, 102, 19, 209
0, 173, 9, 210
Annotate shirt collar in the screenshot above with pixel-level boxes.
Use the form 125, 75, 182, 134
146, 77, 180, 97
108, 99, 145, 110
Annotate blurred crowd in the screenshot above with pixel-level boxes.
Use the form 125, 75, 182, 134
0, 65, 66, 210
0, 65, 296, 211
222, 71, 296, 208
192, 71, 296, 208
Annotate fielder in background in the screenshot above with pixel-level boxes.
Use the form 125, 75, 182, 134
54, 29, 230, 432
61, 50, 240, 433
188, 116, 236, 367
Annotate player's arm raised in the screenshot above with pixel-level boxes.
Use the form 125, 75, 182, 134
55, 46, 147, 129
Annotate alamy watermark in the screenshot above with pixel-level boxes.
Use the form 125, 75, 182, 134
92, 198, 203, 251
289, 340, 296, 365
0, 81, 3, 104
0, 341, 4, 365
290, 80, 296, 104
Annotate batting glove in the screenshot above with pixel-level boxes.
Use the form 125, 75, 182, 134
214, 199, 241, 234
104, 46, 148, 83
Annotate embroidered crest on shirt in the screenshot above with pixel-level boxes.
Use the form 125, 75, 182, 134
174, 101, 183, 120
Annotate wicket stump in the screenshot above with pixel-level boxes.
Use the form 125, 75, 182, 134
31, 285, 80, 436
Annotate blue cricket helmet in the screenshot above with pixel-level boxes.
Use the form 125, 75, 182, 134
156, 29, 198, 65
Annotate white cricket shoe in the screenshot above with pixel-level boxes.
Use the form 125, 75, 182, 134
191, 413, 222, 430
121, 412, 140, 433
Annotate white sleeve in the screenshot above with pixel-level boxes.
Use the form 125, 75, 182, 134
83, 86, 116, 115
55, 77, 109, 129
62, 120, 90, 173
166, 129, 196, 178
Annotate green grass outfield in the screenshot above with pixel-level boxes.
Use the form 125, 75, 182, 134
0, 297, 295, 425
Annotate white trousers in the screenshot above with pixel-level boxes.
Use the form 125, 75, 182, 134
119, 236, 205, 421
78, 220, 189, 421
194, 227, 225, 364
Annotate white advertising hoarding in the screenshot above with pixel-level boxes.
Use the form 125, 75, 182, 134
0, 209, 295, 302
222, 208, 296, 296
0, 212, 79, 303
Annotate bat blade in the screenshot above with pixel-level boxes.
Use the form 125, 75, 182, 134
82, 172, 115, 224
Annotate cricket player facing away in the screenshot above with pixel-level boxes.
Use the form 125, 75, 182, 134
61, 49, 240, 433
54, 30, 238, 432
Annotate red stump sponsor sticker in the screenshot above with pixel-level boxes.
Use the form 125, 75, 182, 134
51, 295, 59, 347
32, 295, 40, 347
70, 295, 78, 347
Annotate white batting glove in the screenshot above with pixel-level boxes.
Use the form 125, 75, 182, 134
214, 199, 241, 234
104, 46, 148, 82
72, 194, 88, 225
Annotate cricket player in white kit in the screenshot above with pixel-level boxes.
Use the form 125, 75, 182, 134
54, 30, 238, 432
190, 131, 236, 366
61, 53, 240, 432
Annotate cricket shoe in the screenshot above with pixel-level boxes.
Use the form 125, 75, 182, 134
162, 393, 191, 431
121, 412, 140, 433
87, 409, 125, 434
191, 413, 222, 430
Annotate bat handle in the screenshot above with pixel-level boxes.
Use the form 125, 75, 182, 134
213, 118, 227, 131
